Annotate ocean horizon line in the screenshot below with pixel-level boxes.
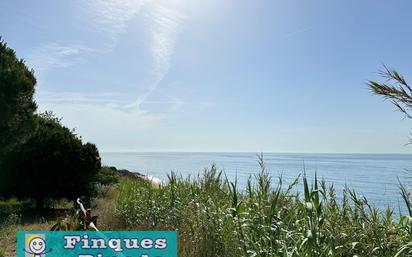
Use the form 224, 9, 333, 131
100, 150, 412, 155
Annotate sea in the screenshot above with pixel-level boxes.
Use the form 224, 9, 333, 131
101, 152, 412, 214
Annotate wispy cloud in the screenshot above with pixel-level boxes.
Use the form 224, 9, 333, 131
36, 88, 214, 149
27, 43, 94, 73
280, 26, 313, 41
38, 98, 165, 149
29, 0, 147, 73
84, 0, 146, 49
37, 90, 185, 112
31, 0, 188, 133
82, 0, 186, 112
130, 2, 185, 112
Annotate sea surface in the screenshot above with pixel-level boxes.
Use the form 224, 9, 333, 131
101, 152, 412, 213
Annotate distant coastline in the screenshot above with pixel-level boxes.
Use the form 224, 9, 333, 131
106, 166, 162, 187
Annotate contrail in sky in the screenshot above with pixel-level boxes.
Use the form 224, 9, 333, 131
131, 2, 185, 113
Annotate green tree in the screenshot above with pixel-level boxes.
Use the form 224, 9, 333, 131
2, 113, 101, 208
0, 38, 37, 158
0, 38, 101, 208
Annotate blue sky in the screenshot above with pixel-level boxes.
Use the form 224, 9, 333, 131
1, 0, 412, 153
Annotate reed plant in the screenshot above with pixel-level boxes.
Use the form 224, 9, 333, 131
116, 157, 412, 257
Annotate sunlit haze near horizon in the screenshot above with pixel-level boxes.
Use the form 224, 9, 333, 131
1, 0, 412, 153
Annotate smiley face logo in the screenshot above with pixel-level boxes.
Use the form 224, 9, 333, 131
24, 235, 52, 257
29, 237, 46, 254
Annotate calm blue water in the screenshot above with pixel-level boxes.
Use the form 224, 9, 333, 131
101, 152, 412, 213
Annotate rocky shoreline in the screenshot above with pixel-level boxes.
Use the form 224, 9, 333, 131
104, 166, 162, 187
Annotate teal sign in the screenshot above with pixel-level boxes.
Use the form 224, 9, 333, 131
17, 231, 177, 257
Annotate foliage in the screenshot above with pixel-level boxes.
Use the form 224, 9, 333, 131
0, 198, 35, 221
0, 38, 37, 197
1, 113, 101, 208
116, 160, 412, 257
0, 213, 54, 257
369, 67, 412, 255
369, 65, 412, 119
96, 166, 120, 186
0, 214, 21, 257
0, 37, 37, 158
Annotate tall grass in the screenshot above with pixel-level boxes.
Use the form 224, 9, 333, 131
116, 158, 412, 257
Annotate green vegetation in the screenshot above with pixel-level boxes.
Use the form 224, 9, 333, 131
0, 38, 101, 209
369, 65, 412, 119
0, 198, 35, 220
1, 112, 101, 208
0, 166, 128, 257
112, 160, 412, 257
0, 213, 54, 257
1, 36, 412, 257
0, 37, 37, 160
1, 161, 412, 256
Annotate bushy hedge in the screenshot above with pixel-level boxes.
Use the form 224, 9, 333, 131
0, 113, 101, 208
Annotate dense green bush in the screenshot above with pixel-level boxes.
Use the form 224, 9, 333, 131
96, 166, 120, 186
1, 113, 101, 208
116, 161, 412, 257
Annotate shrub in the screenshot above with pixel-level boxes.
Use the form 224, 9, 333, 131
96, 166, 120, 186
1, 113, 101, 208
0, 198, 34, 221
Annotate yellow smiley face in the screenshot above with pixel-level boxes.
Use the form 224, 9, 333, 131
28, 237, 46, 254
